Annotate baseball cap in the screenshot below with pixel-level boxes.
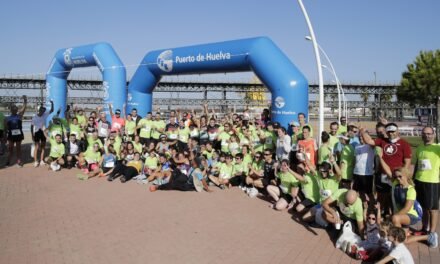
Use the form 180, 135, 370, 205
290, 121, 300, 127
385, 123, 398, 132
115, 109, 121, 114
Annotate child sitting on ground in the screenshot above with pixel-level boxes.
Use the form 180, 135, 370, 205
377, 226, 414, 264
352, 203, 382, 260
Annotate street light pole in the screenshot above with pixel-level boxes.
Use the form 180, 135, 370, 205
306, 36, 346, 121
322, 65, 342, 122
297, 0, 324, 145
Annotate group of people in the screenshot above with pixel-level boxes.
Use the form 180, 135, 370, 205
1, 98, 439, 263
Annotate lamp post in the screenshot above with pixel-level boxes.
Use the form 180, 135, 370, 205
322, 65, 342, 122
297, 0, 324, 145
305, 36, 347, 121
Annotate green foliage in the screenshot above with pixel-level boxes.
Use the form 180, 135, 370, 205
398, 50, 440, 106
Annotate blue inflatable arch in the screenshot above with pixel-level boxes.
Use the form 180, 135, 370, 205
128, 37, 308, 128
46, 42, 126, 123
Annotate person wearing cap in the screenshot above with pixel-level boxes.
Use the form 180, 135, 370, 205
31, 100, 54, 167
361, 123, 412, 216
155, 134, 170, 154
109, 103, 125, 134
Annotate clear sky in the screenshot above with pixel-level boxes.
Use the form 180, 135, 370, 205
1, 0, 439, 84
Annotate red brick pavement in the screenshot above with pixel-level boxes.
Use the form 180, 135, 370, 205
0, 163, 439, 264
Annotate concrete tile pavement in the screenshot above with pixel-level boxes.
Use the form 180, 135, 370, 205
0, 163, 438, 264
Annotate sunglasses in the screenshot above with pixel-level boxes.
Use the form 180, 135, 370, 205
255, 156, 261, 159
264, 153, 271, 156
368, 217, 376, 220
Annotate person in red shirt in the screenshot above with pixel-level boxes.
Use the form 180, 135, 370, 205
109, 104, 125, 134
360, 123, 412, 215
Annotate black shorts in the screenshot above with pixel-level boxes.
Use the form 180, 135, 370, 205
415, 180, 440, 210
140, 137, 150, 147
0, 130, 3, 138
34, 130, 47, 143
339, 179, 352, 189
375, 173, 392, 193
300, 198, 316, 208
8, 133, 24, 142
277, 187, 293, 203
353, 174, 374, 194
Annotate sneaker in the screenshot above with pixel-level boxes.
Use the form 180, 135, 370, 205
39, 161, 46, 166
107, 176, 113, 182
427, 232, 438, 248
16, 161, 23, 168
55, 164, 61, 171
50, 162, 58, 171
33, 161, 39, 168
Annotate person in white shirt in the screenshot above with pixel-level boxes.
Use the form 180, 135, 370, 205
276, 127, 291, 161
31, 101, 53, 167
377, 226, 414, 264
352, 132, 376, 203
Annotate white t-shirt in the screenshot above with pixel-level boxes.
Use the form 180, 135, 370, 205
353, 144, 375, 176
31, 112, 49, 131
389, 243, 414, 264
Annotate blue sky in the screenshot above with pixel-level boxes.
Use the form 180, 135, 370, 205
1, 0, 439, 84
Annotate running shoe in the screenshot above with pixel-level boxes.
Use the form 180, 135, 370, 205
34, 161, 39, 168
428, 232, 438, 248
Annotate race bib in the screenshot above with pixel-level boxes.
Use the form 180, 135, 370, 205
221, 140, 229, 146
169, 134, 178, 140
11, 129, 21, 136
179, 134, 187, 141
190, 130, 199, 137
208, 132, 217, 140
104, 161, 114, 168
100, 127, 108, 136
420, 159, 432, 171
320, 189, 332, 199
144, 126, 151, 131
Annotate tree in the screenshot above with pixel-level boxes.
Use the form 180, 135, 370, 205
398, 50, 440, 106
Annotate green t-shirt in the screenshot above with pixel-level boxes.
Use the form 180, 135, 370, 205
48, 123, 64, 140
337, 125, 347, 135
263, 130, 276, 150
218, 132, 231, 153
132, 141, 143, 153
69, 123, 82, 138
151, 120, 166, 140
243, 154, 253, 167
125, 120, 136, 135
86, 136, 103, 151
203, 149, 214, 160
277, 171, 299, 194
49, 138, 65, 158
233, 162, 248, 176
251, 131, 264, 152
329, 134, 339, 150
332, 188, 364, 221
76, 114, 86, 127
340, 144, 355, 180
300, 173, 320, 203
317, 173, 340, 203
219, 163, 234, 179
84, 149, 101, 164
178, 126, 190, 143
415, 143, 440, 183
251, 160, 264, 173
138, 119, 152, 138
145, 156, 158, 169
318, 144, 332, 165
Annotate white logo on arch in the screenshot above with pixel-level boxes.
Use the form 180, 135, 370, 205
275, 96, 285, 109
157, 50, 173, 72
102, 81, 110, 100
63, 48, 73, 66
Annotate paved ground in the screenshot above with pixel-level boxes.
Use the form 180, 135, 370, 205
0, 157, 439, 264
0, 135, 439, 264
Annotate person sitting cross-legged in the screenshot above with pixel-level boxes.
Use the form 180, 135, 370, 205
44, 133, 65, 171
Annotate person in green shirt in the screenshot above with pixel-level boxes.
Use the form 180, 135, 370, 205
86, 131, 104, 151
298, 112, 313, 139
338, 134, 355, 189
124, 114, 137, 141
177, 119, 190, 151
266, 159, 300, 211
136, 112, 153, 147
328, 122, 340, 152
69, 117, 83, 139
151, 112, 166, 145
337, 116, 348, 135
263, 122, 277, 151
78, 143, 102, 180
131, 135, 143, 153
322, 188, 365, 235
318, 131, 333, 165
251, 122, 265, 153
44, 134, 65, 171
245, 151, 265, 189
208, 153, 234, 189
217, 122, 231, 154
228, 153, 248, 187
74, 107, 87, 129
